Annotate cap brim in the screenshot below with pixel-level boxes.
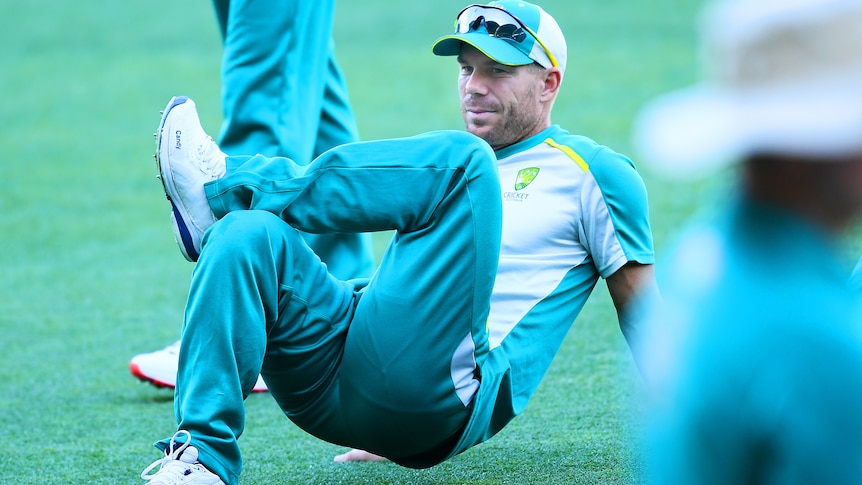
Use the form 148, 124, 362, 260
633, 83, 862, 179
432, 33, 534, 66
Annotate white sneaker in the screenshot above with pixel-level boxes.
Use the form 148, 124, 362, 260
141, 430, 225, 484
130, 340, 268, 393
155, 96, 226, 262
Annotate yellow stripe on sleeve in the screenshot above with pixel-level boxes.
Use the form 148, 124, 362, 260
545, 138, 589, 173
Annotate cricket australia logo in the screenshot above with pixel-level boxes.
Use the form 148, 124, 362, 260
503, 167, 539, 202
515, 167, 539, 190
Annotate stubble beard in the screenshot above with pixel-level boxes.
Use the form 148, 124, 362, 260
464, 87, 543, 150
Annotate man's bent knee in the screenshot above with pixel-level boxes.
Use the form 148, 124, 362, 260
201, 210, 301, 260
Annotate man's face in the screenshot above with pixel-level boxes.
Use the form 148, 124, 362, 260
457, 44, 547, 150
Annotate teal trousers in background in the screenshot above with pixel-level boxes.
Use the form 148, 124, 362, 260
211, 0, 375, 280
167, 131, 503, 484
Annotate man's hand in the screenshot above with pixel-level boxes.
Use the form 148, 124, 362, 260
333, 449, 388, 463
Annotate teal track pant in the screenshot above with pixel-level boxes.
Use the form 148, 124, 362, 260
211, 0, 374, 280
165, 131, 502, 484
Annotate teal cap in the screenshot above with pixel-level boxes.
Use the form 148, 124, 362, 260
432, 1, 567, 74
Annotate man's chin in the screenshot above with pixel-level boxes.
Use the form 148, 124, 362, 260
466, 125, 494, 141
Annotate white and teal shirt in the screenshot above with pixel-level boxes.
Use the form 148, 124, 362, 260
454, 124, 654, 455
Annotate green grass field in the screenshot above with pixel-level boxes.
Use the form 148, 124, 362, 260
0, 0, 782, 483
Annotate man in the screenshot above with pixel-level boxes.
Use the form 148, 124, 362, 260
634, 0, 862, 482
129, 0, 376, 393
140, 2, 656, 483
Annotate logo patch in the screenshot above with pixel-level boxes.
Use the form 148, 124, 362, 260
514, 167, 539, 191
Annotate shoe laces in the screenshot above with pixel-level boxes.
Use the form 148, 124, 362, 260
141, 430, 197, 482
196, 137, 226, 179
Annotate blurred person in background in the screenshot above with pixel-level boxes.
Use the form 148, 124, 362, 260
634, 0, 862, 483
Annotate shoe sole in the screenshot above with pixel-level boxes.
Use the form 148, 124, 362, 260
156, 95, 200, 262
129, 361, 174, 389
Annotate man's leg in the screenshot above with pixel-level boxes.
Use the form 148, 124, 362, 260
215, 0, 333, 160
214, 0, 374, 280
206, 131, 502, 462
159, 209, 359, 484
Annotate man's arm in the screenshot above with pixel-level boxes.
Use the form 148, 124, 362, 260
605, 261, 659, 373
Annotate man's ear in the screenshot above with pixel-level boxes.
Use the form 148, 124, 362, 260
541, 68, 562, 101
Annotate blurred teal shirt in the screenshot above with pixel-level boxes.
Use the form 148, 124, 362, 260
850, 256, 862, 293
644, 197, 862, 484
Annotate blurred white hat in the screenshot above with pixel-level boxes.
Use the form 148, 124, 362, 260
634, 0, 862, 179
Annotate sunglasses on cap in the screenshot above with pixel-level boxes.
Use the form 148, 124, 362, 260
454, 4, 559, 68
